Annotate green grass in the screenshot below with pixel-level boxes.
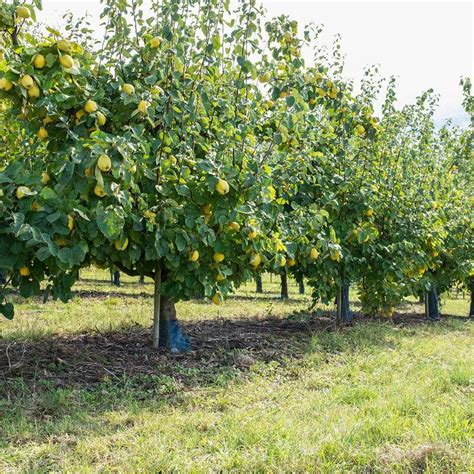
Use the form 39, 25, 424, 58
1, 270, 473, 472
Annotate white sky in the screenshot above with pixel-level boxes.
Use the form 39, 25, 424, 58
35, 0, 472, 126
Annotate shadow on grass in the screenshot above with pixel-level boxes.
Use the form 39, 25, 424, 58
72, 289, 153, 299
0, 308, 470, 449
78, 278, 153, 287
5, 285, 304, 302
191, 294, 304, 304
1, 310, 469, 395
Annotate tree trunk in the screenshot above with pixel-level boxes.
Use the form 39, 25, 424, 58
280, 272, 288, 300
426, 282, 440, 320
297, 276, 305, 295
418, 292, 424, 304
336, 280, 351, 324
255, 274, 263, 293
342, 281, 351, 322
159, 295, 191, 352
138, 274, 145, 285
469, 277, 474, 319
113, 271, 121, 287
152, 266, 190, 352
152, 265, 162, 349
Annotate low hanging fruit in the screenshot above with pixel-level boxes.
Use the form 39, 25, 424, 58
248, 228, 258, 240
115, 238, 129, 251
28, 84, 40, 99
137, 100, 149, 114
67, 215, 75, 231
16, 186, 30, 199
330, 249, 342, 262
37, 127, 48, 140
189, 250, 199, 262
97, 154, 112, 172
16, 6, 30, 19
96, 111, 107, 126
33, 54, 45, 69
19, 266, 30, 276
57, 39, 72, 53
59, 54, 74, 68
249, 253, 261, 268
94, 184, 106, 197
84, 100, 98, 114
310, 248, 319, 260
19, 75, 34, 89
215, 179, 229, 195
150, 36, 162, 48
122, 83, 135, 94
213, 253, 225, 263
0, 78, 13, 91
41, 172, 50, 184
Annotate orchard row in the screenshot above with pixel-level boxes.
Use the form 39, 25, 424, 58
0, 0, 472, 346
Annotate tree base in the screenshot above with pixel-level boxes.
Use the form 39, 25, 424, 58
158, 296, 191, 353
281, 272, 288, 300
158, 319, 191, 353
426, 283, 440, 321
336, 281, 351, 324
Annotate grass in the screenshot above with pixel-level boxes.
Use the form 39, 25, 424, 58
1, 270, 473, 472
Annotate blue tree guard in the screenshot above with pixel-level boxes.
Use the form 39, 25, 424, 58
159, 319, 191, 353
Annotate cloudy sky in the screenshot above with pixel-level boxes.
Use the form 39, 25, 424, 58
35, 0, 472, 126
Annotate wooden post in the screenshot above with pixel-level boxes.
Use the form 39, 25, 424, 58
152, 264, 162, 349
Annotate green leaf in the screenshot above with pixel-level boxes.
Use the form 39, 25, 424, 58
96, 204, 125, 240
40, 187, 59, 202
36, 246, 52, 261
0, 303, 14, 320
174, 57, 184, 73
175, 232, 187, 252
